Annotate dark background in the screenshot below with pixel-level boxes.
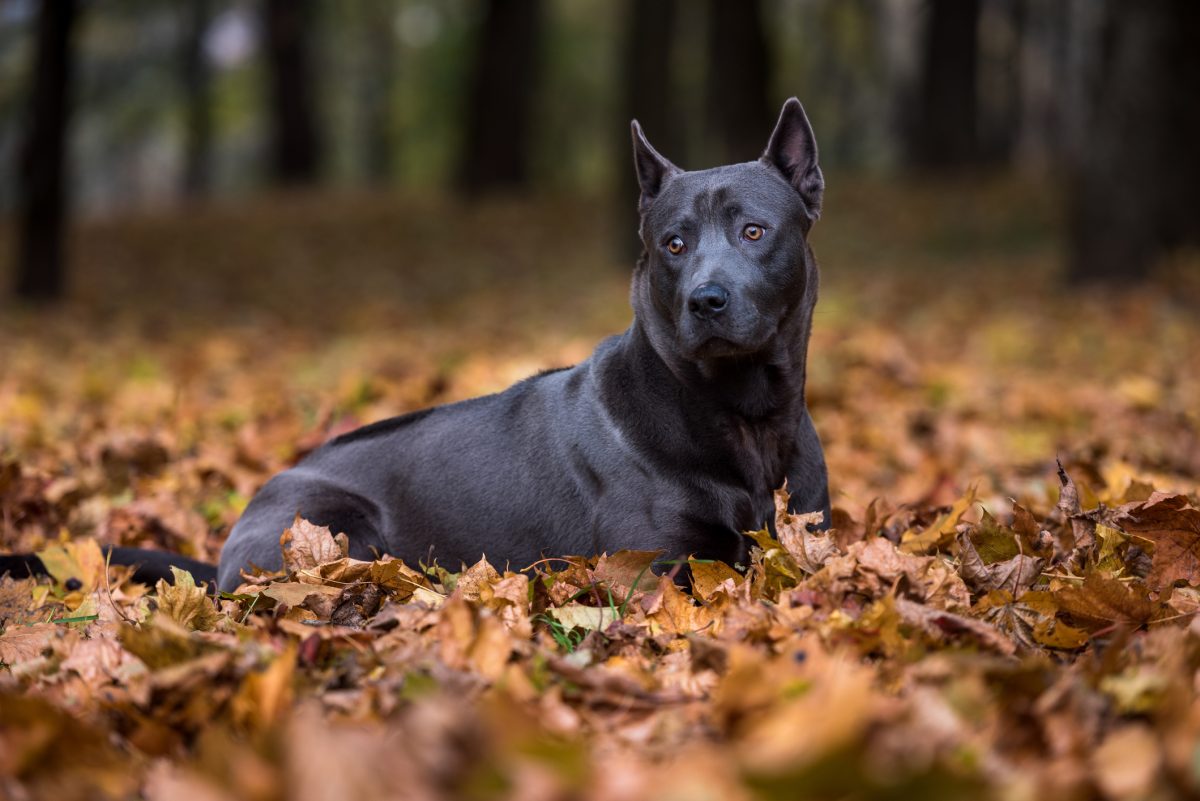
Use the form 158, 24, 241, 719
2, 0, 1198, 305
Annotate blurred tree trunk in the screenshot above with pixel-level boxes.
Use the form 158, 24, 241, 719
263, 0, 322, 185
618, 0, 679, 258
14, 0, 79, 302
906, 0, 982, 168
1067, 0, 1200, 282
181, 0, 212, 197
359, 2, 397, 185
704, 0, 772, 164
458, 0, 544, 195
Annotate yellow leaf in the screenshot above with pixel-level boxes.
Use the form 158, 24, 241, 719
900, 485, 977, 554
35, 539, 105, 593
154, 567, 220, 632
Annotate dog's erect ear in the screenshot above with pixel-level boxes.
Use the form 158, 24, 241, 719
762, 98, 824, 222
631, 120, 680, 209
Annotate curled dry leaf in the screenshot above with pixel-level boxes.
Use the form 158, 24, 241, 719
774, 487, 833, 574
957, 531, 1045, 595
279, 516, 346, 576
154, 567, 220, 632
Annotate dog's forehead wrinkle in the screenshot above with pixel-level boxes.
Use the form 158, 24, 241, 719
656, 165, 802, 228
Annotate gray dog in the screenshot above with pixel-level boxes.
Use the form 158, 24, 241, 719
0, 99, 830, 592
216, 97, 830, 590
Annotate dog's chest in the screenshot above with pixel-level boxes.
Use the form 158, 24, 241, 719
727, 417, 794, 501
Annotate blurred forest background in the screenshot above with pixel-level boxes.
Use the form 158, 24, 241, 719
2, 0, 1199, 301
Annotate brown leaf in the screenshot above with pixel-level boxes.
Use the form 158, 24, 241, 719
1056, 574, 1163, 630
893, 597, 1017, 655
1056, 462, 1096, 559
644, 575, 714, 636
261, 581, 343, 609
0, 622, 58, 665
0, 576, 36, 626
593, 549, 662, 596
61, 635, 133, 685
957, 532, 1044, 595
453, 557, 501, 601
774, 487, 833, 573
1111, 492, 1200, 591
279, 516, 344, 576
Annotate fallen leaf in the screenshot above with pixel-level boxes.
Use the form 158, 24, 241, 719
1056, 574, 1163, 630
155, 567, 220, 631
0, 622, 58, 665
900, 485, 977, 554
279, 516, 344, 575
1111, 492, 1200, 591
774, 487, 833, 573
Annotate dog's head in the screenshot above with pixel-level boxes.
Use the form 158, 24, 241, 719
630, 99, 823, 368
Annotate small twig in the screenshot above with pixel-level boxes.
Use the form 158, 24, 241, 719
523, 556, 582, 572
239, 593, 260, 624
103, 548, 134, 626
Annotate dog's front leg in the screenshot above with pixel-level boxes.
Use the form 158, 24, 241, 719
786, 409, 831, 529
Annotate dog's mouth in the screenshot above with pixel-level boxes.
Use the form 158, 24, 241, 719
693, 337, 748, 358
688, 332, 779, 361
675, 305, 784, 362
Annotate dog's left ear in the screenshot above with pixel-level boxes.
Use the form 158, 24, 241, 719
762, 98, 824, 223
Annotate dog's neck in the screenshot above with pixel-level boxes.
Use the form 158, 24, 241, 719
601, 307, 813, 493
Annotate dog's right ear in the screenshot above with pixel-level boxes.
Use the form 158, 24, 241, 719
631, 120, 680, 210
762, 98, 824, 223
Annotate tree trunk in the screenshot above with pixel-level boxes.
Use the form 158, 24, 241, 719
181, 0, 212, 197
906, 0, 982, 169
457, 0, 544, 195
1066, 0, 1200, 282
358, 2, 397, 185
14, 0, 79, 303
263, 0, 322, 185
704, 0, 772, 164
618, 0, 680, 258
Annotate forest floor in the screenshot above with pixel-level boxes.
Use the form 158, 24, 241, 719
1, 178, 1199, 800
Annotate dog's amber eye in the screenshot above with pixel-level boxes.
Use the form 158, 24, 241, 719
743, 224, 764, 241
666, 236, 685, 255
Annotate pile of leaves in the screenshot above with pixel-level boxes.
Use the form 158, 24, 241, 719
3, 474, 1200, 800
1, 182, 1199, 799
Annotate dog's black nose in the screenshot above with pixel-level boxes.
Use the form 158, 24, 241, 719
688, 283, 729, 319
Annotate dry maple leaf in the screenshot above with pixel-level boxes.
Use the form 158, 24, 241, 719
1110, 492, 1200, 591
279, 515, 346, 576
154, 566, 220, 632
0, 622, 58, 665
644, 575, 714, 636
1055, 574, 1164, 631
593, 549, 662, 597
